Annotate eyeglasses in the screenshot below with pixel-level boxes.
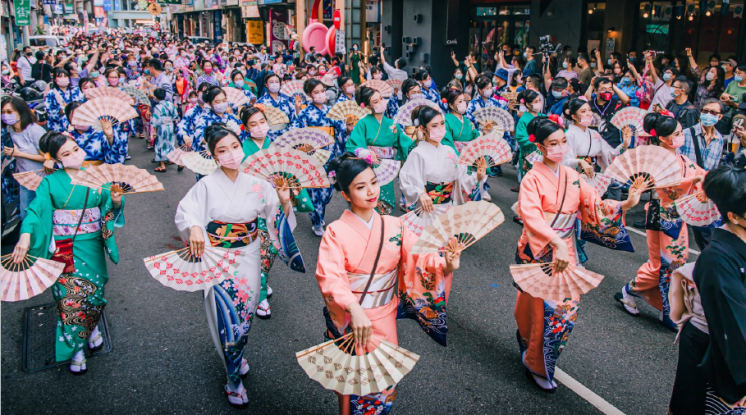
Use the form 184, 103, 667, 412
701, 109, 721, 115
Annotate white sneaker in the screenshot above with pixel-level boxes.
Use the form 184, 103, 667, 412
266, 286, 273, 298
312, 225, 324, 237
256, 299, 271, 319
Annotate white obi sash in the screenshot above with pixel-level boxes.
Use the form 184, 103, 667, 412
543, 211, 576, 239
53, 207, 102, 236
348, 267, 398, 309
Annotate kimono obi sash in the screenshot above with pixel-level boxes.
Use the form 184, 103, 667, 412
206, 219, 259, 249
543, 211, 576, 239
368, 146, 397, 160
348, 267, 398, 309
426, 181, 454, 205
308, 126, 335, 138
82, 160, 104, 168
53, 207, 102, 236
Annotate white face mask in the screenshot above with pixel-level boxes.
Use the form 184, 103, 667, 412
705, 72, 715, 81
373, 73, 383, 80
268, 82, 280, 93
455, 102, 467, 114
345, 86, 355, 95
59, 149, 86, 169
409, 93, 422, 101
313, 92, 326, 105
482, 88, 493, 98
249, 123, 270, 138
532, 102, 543, 112
372, 99, 388, 114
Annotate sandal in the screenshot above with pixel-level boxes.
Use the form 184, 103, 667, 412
524, 369, 556, 393
240, 358, 249, 378
256, 299, 271, 320
224, 383, 249, 409
154, 166, 167, 173
88, 329, 103, 352
70, 358, 87, 376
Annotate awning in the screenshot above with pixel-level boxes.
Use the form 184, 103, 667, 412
135, 19, 154, 24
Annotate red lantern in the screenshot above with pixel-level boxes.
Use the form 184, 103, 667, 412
333, 9, 341, 29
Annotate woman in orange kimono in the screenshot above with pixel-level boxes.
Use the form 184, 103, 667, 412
316, 152, 461, 415
616, 112, 706, 330
514, 116, 643, 392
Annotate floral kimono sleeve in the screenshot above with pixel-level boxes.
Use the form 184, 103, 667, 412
261, 181, 305, 273
577, 174, 633, 252
396, 220, 451, 346
316, 226, 359, 335
97, 187, 126, 264
19, 178, 55, 259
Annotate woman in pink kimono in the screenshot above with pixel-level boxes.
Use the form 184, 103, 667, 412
514, 116, 643, 392
616, 112, 706, 330
315, 152, 461, 415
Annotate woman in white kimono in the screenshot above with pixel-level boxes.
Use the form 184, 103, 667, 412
399, 106, 486, 211
175, 124, 305, 408
561, 98, 631, 176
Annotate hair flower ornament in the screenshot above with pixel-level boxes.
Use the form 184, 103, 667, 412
360, 102, 366, 109
353, 148, 375, 165
254, 103, 265, 112
649, 129, 657, 137
327, 170, 337, 185
441, 98, 448, 104
547, 114, 565, 128
528, 134, 537, 143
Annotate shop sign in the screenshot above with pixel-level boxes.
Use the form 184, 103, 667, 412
13, 0, 31, 25
247, 20, 263, 44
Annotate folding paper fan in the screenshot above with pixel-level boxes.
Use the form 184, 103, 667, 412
581, 172, 613, 195
274, 127, 335, 150
611, 107, 649, 137
83, 87, 135, 105
457, 134, 513, 168
362, 79, 393, 98
510, 262, 604, 302
241, 148, 330, 189
372, 159, 401, 186
280, 80, 309, 100
393, 99, 441, 127
143, 247, 242, 292
312, 148, 331, 165
121, 86, 150, 106
604, 146, 681, 190
166, 145, 191, 167
411, 201, 505, 254
70, 97, 139, 131
296, 333, 420, 396
13, 169, 53, 191
473, 106, 515, 132
0, 254, 65, 302
590, 112, 603, 128
224, 86, 250, 107
385, 79, 403, 92
71, 164, 164, 194
181, 151, 217, 175
264, 105, 290, 129
328, 101, 369, 126
400, 204, 452, 237
675, 191, 721, 227
501, 91, 519, 101
525, 150, 543, 166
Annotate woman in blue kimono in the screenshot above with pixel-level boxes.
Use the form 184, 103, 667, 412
192, 86, 243, 153
227, 69, 257, 103
336, 76, 356, 103
65, 102, 127, 165
256, 74, 300, 142
177, 82, 212, 150
415, 70, 446, 112
296, 78, 353, 236
45, 68, 84, 133
151, 88, 179, 173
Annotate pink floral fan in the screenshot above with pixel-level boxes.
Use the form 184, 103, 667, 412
457, 134, 513, 168
362, 79, 393, 98
274, 127, 335, 150
166, 145, 192, 167
223, 86, 251, 107
400, 204, 451, 237
143, 247, 242, 292
385, 79, 403, 93
581, 172, 613, 195
280, 80, 309, 101
611, 107, 649, 137
510, 262, 604, 302
473, 106, 515, 132
393, 99, 441, 127
372, 159, 401, 186
675, 191, 721, 227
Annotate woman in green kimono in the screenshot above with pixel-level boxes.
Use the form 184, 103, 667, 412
514, 89, 544, 182
443, 87, 480, 154
346, 86, 414, 215
10, 131, 125, 375
238, 105, 313, 319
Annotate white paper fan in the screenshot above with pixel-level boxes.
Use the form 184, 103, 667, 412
411, 201, 504, 254
83, 87, 135, 105
473, 106, 515, 132
296, 333, 419, 396
143, 247, 242, 292
241, 147, 330, 189
362, 79, 393, 98
604, 146, 682, 190
274, 127, 335, 150
70, 97, 139, 131
13, 169, 53, 191
70, 163, 164, 194
372, 159, 401, 186
280, 80, 309, 100
510, 262, 604, 302
581, 172, 613, 195
457, 134, 513, 168
328, 101, 369, 126
166, 145, 191, 167
400, 204, 452, 237
611, 107, 649, 137
0, 254, 65, 302
393, 99, 441, 127
181, 151, 216, 175
224, 86, 251, 107
264, 105, 290, 129
675, 191, 721, 227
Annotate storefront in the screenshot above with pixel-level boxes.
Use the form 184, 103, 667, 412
469, 2, 531, 58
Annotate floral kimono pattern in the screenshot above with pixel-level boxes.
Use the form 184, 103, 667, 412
316, 212, 450, 414
297, 103, 349, 228
385, 96, 399, 119
176, 104, 205, 147
256, 92, 299, 142
21, 170, 125, 361
444, 112, 480, 155
630, 155, 705, 317
192, 109, 242, 152
151, 100, 179, 163
45, 87, 85, 133
514, 162, 626, 384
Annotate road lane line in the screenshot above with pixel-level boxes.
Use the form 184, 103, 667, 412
625, 227, 701, 256
555, 368, 627, 415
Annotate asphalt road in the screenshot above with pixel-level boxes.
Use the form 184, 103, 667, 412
1, 143, 683, 415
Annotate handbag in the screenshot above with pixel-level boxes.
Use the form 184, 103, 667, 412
50, 188, 90, 274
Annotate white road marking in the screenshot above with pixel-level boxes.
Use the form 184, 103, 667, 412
555, 368, 627, 415
626, 227, 701, 256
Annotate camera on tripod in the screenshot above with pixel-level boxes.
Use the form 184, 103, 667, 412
539, 35, 561, 55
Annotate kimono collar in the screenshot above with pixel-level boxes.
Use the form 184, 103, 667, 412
532, 161, 570, 212
341, 209, 381, 239
210, 167, 243, 198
